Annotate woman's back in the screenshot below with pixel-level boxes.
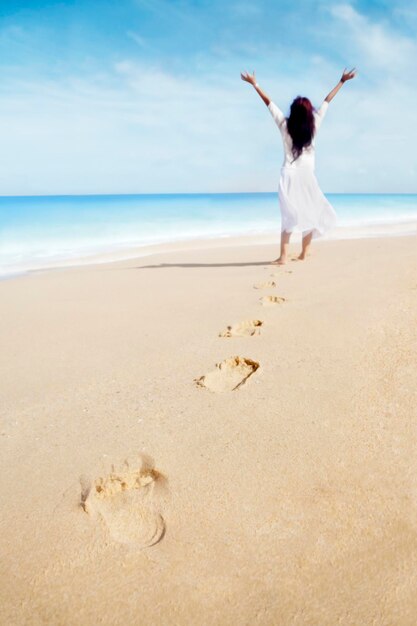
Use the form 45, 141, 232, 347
268, 100, 329, 169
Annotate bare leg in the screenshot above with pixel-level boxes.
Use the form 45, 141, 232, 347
271, 231, 291, 265
298, 230, 313, 260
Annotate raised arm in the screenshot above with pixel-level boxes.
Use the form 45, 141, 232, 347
324, 68, 357, 103
240, 70, 271, 106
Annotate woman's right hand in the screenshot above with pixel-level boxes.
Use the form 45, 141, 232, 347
240, 70, 256, 86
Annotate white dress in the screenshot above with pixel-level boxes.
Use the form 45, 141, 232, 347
268, 99, 337, 238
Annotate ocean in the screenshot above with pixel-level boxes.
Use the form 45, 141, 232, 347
0, 192, 416, 278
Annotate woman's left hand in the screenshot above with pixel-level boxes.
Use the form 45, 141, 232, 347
341, 67, 357, 82
241, 70, 256, 86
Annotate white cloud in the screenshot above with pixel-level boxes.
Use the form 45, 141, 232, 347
0, 62, 267, 194
126, 31, 148, 48
329, 3, 416, 71
296, 2, 417, 192
0, 2, 416, 194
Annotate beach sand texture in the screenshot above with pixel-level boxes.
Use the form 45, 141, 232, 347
1, 235, 417, 625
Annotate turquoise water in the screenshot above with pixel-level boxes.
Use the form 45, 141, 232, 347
0, 192, 416, 277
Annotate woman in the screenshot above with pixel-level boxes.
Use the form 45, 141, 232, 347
240, 68, 356, 264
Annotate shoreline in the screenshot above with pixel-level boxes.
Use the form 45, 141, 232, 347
2, 219, 416, 282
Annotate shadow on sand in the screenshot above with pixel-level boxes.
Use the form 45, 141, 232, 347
132, 261, 273, 270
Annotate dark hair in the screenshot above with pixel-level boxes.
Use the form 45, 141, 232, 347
286, 96, 316, 161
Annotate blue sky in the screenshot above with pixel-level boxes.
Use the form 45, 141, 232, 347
0, 0, 416, 194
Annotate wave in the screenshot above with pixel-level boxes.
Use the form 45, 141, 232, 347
1, 193, 416, 279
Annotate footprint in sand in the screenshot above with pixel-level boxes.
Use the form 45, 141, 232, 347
195, 356, 259, 392
260, 295, 286, 306
253, 280, 276, 290
81, 455, 167, 547
219, 320, 263, 338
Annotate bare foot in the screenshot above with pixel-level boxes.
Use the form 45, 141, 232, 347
270, 257, 286, 265
297, 251, 313, 261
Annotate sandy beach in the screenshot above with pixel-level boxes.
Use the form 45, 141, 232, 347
1, 234, 416, 625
